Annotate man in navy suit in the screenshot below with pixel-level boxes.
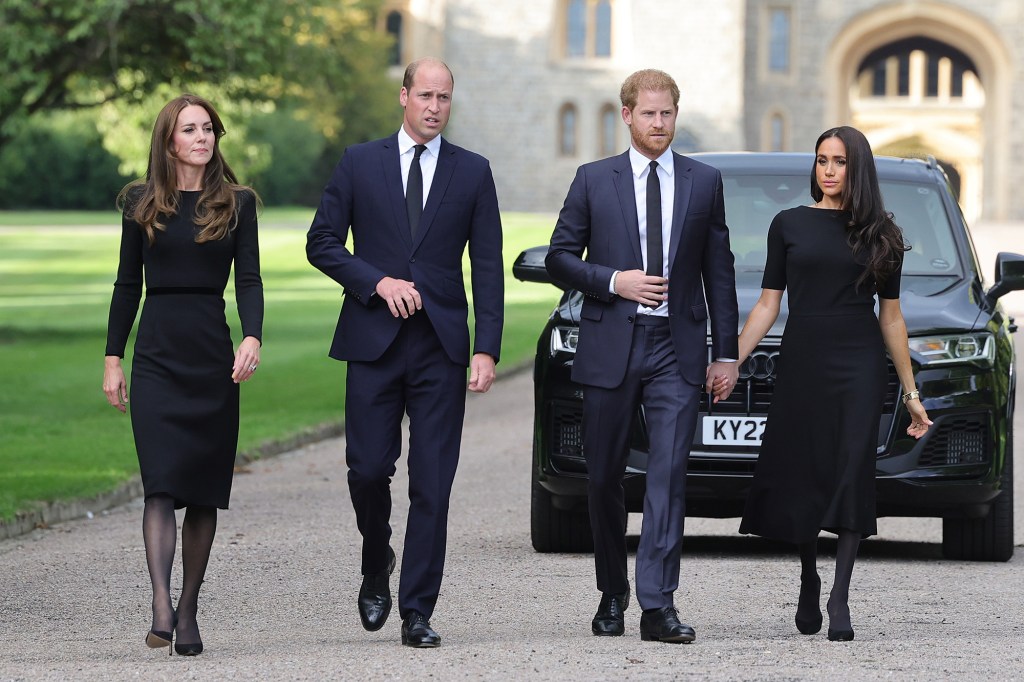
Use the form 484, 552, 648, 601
546, 69, 739, 643
306, 57, 503, 648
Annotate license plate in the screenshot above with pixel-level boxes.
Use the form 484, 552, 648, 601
702, 416, 767, 446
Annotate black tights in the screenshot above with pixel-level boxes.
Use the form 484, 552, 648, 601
796, 531, 861, 632
142, 495, 218, 644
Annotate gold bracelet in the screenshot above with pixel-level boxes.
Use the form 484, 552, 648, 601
901, 389, 920, 404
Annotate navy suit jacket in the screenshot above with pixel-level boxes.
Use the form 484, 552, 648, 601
546, 150, 738, 388
306, 134, 503, 366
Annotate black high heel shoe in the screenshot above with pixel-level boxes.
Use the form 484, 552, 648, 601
826, 596, 855, 641
173, 609, 204, 656
795, 574, 822, 635
145, 613, 178, 656
174, 640, 204, 656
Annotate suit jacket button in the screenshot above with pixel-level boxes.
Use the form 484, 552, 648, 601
627, 315, 634, 323
410, 257, 416, 263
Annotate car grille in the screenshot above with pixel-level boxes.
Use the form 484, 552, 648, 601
703, 345, 901, 415
549, 399, 587, 473
917, 414, 990, 467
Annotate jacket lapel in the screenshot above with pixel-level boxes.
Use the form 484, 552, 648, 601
669, 153, 693, 266
612, 151, 643, 268
381, 134, 413, 250
412, 138, 456, 252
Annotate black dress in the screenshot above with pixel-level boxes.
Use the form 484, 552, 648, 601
738, 206, 901, 543
105, 190, 263, 509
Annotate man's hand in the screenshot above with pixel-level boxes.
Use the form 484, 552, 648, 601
375, 276, 422, 318
614, 269, 667, 306
468, 353, 496, 393
706, 361, 739, 404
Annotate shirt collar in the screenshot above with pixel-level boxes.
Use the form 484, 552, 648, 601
398, 126, 442, 158
629, 145, 674, 178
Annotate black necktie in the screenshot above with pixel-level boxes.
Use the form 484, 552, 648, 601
646, 160, 663, 278
407, 144, 426, 236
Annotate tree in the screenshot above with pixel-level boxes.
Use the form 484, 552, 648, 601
0, 0, 396, 155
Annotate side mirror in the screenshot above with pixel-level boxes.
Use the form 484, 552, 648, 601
985, 252, 1024, 306
512, 245, 554, 285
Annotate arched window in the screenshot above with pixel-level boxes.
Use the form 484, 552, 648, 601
385, 11, 403, 67
563, 0, 613, 59
566, 0, 587, 58
768, 7, 790, 73
594, 0, 612, 57
857, 37, 978, 100
599, 104, 618, 156
559, 104, 578, 157
769, 113, 786, 152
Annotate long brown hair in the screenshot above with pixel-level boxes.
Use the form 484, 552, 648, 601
809, 126, 908, 291
117, 94, 255, 244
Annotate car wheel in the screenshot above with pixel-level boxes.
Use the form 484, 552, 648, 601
531, 467, 594, 553
941, 425, 1014, 562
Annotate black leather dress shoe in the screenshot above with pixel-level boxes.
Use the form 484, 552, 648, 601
401, 611, 441, 648
639, 606, 696, 643
358, 546, 397, 631
592, 588, 630, 636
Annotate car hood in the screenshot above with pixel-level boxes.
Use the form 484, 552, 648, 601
734, 271, 985, 339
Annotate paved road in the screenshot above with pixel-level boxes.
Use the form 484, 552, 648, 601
2, 363, 1022, 681
2, 223, 1022, 680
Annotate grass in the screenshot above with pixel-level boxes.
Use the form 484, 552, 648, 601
0, 209, 560, 521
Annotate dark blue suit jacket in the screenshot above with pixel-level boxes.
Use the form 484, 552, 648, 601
546, 151, 738, 388
307, 134, 503, 366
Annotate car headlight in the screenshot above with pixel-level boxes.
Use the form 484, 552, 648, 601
550, 326, 579, 355
908, 333, 994, 366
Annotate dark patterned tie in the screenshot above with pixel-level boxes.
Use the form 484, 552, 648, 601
407, 144, 426, 236
646, 159, 663, 279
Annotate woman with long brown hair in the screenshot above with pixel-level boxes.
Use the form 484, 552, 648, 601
720, 126, 931, 641
102, 94, 263, 656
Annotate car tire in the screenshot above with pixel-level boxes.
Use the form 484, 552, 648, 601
941, 426, 1014, 562
531, 467, 594, 553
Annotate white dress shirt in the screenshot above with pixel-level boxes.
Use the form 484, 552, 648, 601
614, 145, 674, 317
398, 126, 441, 206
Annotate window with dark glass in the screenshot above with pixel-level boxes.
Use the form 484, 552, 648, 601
386, 11, 402, 67
559, 104, 577, 156
594, 0, 612, 57
600, 105, 617, 156
768, 7, 790, 73
567, 0, 587, 58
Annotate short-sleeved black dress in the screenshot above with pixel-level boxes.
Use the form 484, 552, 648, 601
738, 205, 901, 543
105, 190, 263, 509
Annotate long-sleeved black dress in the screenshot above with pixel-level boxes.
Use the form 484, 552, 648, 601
105, 189, 263, 509
739, 206, 901, 542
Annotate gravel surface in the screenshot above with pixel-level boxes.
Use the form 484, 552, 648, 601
2, 223, 1022, 681
2, 363, 1022, 681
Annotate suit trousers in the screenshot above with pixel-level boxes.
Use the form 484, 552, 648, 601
344, 311, 467, 619
582, 316, 700, 610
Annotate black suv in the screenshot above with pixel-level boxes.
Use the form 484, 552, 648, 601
514, 152, 1023, 561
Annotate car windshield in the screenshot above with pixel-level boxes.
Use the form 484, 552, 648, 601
723, 174, 961, 277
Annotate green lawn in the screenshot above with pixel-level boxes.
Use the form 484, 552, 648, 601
0, 209, 560, 521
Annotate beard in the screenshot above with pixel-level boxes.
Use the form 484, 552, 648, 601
631, 127, 674, 158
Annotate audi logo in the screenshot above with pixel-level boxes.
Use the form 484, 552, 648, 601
740, 350, 779, 381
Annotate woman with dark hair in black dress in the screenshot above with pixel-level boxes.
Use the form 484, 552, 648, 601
102, 94, 263, 656
718, 126, 931, 641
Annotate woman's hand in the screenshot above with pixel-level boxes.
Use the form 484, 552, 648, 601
232, 336, 262, 383
103, 356, 129, 413
906, 398, 933, 439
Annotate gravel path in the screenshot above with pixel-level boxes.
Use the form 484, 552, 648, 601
2, 364, 1022, 681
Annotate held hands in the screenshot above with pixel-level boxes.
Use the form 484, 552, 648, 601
706, 361, 739, 404
905, 398, 933, 439
468, 353, 496, 394
103, 356, 129, 413
232, 336, 262, 384
376, 276, 422, 318
614, 269, 667, 307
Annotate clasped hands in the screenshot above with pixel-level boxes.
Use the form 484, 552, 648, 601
706, 361, 738, 404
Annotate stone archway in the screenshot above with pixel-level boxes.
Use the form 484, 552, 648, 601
823, 3, 1013, 221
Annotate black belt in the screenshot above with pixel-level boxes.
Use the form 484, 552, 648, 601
146, 287, 221, 296
633, 314, 669, 326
